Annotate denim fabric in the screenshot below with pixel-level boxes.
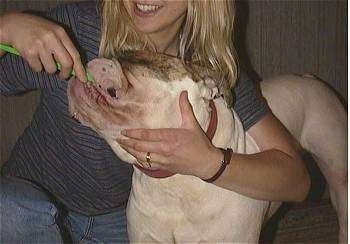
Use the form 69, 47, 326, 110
66, 209, 129, 243
0, 177, 129, 244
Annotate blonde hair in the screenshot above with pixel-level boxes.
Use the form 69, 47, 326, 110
100, 0, 238, 104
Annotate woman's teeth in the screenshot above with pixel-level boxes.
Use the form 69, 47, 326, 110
136, 3, 160, 13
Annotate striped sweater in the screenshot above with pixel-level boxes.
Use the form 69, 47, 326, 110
0, 1, 268, 216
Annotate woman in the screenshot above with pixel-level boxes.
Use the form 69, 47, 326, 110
0, 0, 310, 243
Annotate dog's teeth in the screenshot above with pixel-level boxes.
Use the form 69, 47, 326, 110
71, 112, 81, 124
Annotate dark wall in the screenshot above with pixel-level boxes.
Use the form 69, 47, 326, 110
236, 0, 347, 101
0, 0, 347, 164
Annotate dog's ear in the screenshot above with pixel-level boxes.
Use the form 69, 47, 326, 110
198, 77, 219, 100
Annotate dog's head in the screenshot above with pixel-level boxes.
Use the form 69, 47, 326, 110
67, 51, 221, 164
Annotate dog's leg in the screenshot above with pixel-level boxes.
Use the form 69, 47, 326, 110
311, 154, 347, 243
261, 75, 347, 243
302, 90, 347, 243
297, 76, 347, 243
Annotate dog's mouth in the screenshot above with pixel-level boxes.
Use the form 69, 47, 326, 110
70, 78, 121, 107
83, 83, 109, 106
68, 78, 123, 125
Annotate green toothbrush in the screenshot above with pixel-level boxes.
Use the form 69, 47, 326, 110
0, 43, 95, 84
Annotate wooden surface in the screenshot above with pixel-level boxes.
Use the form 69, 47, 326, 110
0, 0, 347, 164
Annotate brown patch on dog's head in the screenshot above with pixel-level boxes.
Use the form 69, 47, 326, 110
118, 51, 215, 84
68, 50, 222, 142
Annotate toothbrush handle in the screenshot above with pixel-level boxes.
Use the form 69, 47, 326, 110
0, 43, 94, 83
0, 44, 20, 55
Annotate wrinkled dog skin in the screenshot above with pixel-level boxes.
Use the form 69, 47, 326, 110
67, 51, 347, 243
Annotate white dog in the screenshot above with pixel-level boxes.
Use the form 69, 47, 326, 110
67, 51, 347, 242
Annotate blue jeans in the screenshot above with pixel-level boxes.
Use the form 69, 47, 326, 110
0, 176, 129, 243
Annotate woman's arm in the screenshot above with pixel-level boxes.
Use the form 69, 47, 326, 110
0, 6, 86, 95
118, 91, 311, 202
212, 111, 310, 202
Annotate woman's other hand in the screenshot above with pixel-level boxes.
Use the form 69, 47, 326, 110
0, 12, 87, 82
118, 91, 223, 179
118, 90, 310, 202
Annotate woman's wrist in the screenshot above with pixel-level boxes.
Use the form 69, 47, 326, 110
199, 146, 225, 180
202, 148, 233, 183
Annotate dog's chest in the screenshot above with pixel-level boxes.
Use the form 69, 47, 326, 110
128, 170, 269, 242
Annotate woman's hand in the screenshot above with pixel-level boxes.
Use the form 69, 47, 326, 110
0, 12, 86, 82
117, 91, 223, 179
117, 91, 309, 201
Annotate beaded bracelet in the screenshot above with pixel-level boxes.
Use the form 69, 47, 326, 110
202, 148, 233, 183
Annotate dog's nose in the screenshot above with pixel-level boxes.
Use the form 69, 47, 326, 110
107, 87, 117, 98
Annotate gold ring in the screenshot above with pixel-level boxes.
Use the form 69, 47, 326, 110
146, 152, 152, 168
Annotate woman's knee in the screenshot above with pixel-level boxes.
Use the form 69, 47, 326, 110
1, 177, 59, 230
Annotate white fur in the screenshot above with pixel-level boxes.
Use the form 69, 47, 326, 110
125, 74, 347, 242
261, 75, 347, 243
127, 96, 268, 242
69, 65, 347, 242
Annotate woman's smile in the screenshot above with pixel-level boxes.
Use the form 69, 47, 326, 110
123, 0, 187, 54
123, 1, 187, 34
134, 2, 162, 17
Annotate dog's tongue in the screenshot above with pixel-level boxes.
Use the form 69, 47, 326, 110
134, 165, 175, 178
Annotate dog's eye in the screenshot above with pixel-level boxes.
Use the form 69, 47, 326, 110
107, 87, 117, 98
